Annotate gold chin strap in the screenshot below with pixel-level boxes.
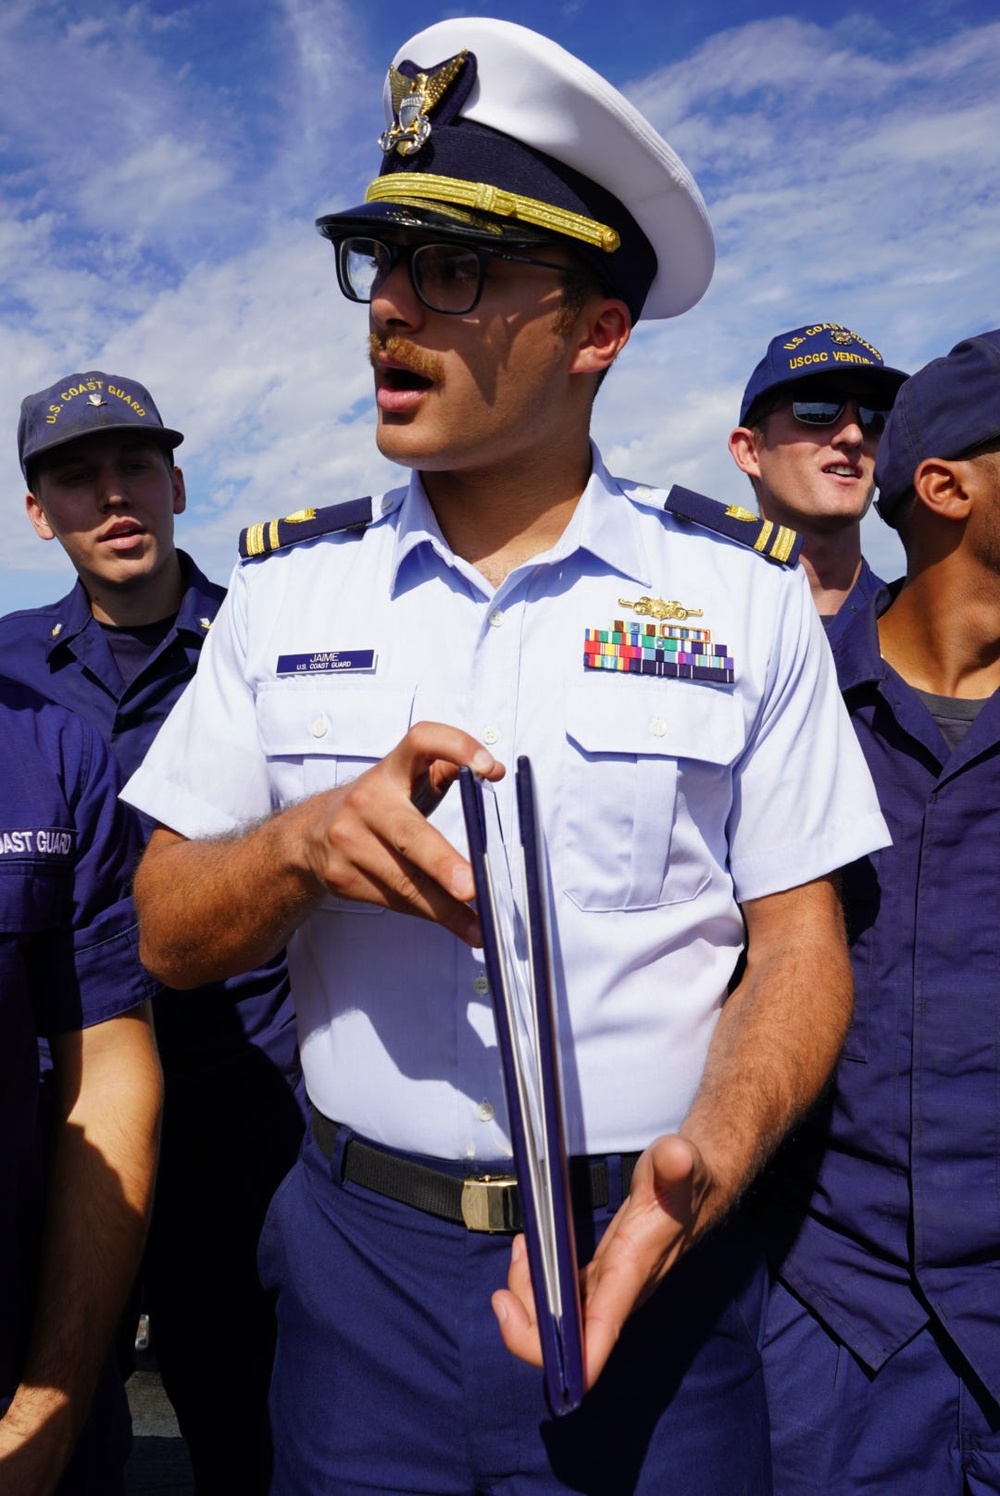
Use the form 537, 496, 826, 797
365, 172, 621, 253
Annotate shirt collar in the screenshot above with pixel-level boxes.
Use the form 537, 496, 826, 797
854, 556, 887, 601
44, 549, 220, 659
43, 575, 95, 658
387, 444, 652, 596
833, 578, 906, 694
836, 580, 1000, 777
388, 475, 451, 594
173, 551, 223, 637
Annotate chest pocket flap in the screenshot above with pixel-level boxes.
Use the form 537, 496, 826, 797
563, 679, 744, 911
257, 685, 419, 813
257, 683, 416, 792
256, 684, 416, 917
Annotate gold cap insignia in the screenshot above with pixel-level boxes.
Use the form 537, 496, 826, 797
831, 330, 853, 345
380, 51, 469, 159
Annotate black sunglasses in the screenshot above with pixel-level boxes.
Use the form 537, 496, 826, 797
790, 397, 890, 436
333, 235, 576, 315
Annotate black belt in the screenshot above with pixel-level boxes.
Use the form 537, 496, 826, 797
311, 1110, 640, 1235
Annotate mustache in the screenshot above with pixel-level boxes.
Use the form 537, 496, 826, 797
368, 334, 445, 384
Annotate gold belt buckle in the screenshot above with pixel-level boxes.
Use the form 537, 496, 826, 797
460, 1175, 519, 1233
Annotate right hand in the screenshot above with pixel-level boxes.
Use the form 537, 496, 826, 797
289, 720, 504, 944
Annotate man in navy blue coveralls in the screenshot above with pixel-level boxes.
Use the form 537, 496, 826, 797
0, 681, 160, 1495
0, 373, 305, 1493
756, 329, 1000, 1493
727, 323, 908, 645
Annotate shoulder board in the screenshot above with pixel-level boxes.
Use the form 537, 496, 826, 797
239, 497, 374, 560
663, 485, 802, 568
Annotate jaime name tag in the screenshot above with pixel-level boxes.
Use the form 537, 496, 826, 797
276, 650, 377, 675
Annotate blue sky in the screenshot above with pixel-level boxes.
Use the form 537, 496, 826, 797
2, 0, 999, 610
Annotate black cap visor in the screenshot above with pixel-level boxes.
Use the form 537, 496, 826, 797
28, 423, 183, 477
317, 197, 563, 250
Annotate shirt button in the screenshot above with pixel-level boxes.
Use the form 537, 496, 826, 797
650, 716, 667, 738
488, 609, 505, 629
482, 725, 501, 746
472, 974, 490, 996
634, 485, 652, 500
310, 717, 329, 738
477, 1100, 496, 1123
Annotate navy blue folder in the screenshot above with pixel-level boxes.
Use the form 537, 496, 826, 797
459, 757, 584, 1416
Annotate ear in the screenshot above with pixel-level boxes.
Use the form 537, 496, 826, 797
171, 466, 187, 517
728, 426, 763, 479
25, 490, 56, 542
568, 298, 631, 376
912, 457, 972, 523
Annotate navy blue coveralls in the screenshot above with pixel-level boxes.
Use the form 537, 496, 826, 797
0, 678, 157, 1493
756, 592, 1000, 1492
822, 554, 886, 648
0, 554, 305, 1493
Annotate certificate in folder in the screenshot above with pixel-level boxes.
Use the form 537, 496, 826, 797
459, 756, 584, 1416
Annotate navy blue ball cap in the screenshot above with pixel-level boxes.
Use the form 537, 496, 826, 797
739, 323, 908, 425
316, 17, 714, 324
19, 371, 184, 481
874, 329, 1000, 521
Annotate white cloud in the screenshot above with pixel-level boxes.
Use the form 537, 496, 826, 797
77, 136, 231, 236
0, 4, 994, 616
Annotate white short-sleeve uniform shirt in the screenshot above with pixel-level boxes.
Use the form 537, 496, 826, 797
125, 449, 888, 1160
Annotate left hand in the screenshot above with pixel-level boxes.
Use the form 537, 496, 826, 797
492, 1133, 712, 1391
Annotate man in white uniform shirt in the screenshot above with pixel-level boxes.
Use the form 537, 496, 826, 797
127, 19, 889, 1494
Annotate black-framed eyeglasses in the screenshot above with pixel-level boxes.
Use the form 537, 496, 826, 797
333, 235, 575, 315
790, 397, 891, 436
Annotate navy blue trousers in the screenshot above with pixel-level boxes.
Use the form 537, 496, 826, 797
143, 1051, 305, 1493
764, 1280, 1000, 1494
259, 1125, 772, 1495
49, 1356, 130, 1495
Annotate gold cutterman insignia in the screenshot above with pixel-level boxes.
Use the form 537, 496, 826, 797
618, 596, 704, 622
365, 172, 621, 253
380, 52, 469, 158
